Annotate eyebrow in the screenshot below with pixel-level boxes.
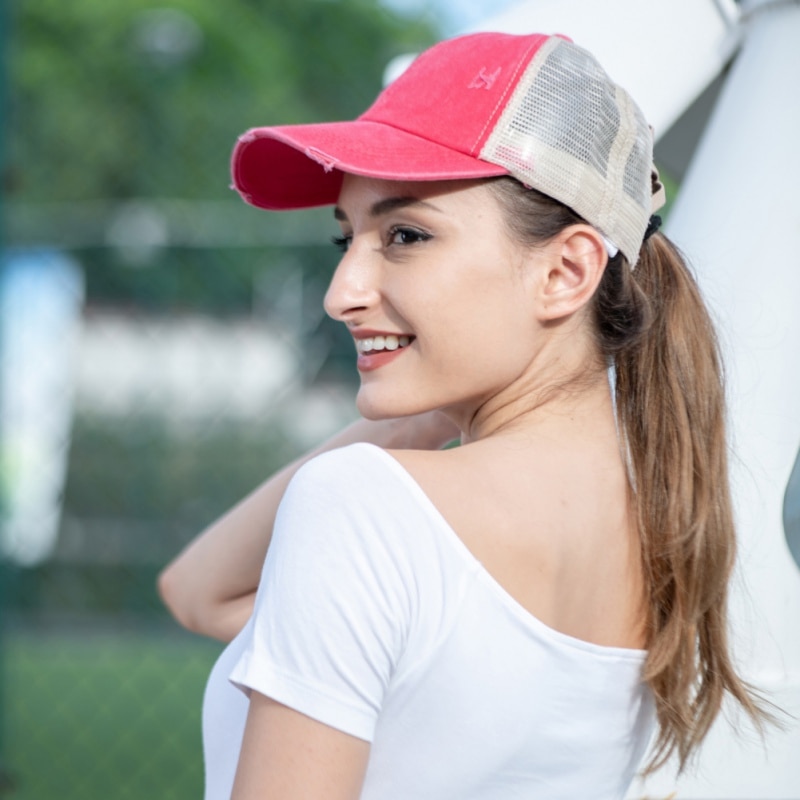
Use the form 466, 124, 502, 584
333, 196, 443, 221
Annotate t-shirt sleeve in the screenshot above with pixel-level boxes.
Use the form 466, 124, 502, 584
228, 446, 415, 742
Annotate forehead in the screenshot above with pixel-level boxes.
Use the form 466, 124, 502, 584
335, 175, 502, 220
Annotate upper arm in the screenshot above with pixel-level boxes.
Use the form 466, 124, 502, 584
232, 691, 370, 800
226, 449, 424, 797
158, 417, 454, 641
229, 450, 415, 740
157, 473, 290, 640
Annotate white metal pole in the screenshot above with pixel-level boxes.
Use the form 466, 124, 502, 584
631, 3, 800, 796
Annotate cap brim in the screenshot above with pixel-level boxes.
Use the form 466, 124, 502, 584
231, 120, 509, 210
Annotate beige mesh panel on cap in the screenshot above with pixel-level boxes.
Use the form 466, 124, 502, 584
480, 37, 654, 265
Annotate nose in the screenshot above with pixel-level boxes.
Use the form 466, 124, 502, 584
323, 243, 380, 322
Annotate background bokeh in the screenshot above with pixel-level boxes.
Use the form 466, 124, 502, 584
8, 3, 796, 799
0, 2, 442, 797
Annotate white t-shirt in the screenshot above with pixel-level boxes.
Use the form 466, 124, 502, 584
202, 443, 654, 799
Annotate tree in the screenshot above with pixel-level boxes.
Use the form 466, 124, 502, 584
6, 0, 436, 202
4, 0, 437, 312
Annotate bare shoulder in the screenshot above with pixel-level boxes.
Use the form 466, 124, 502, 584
386, 435, 612, 531
385, 440, 574, 552
384, 442, 531, 527
385, 438, 646, 649
384, 444, 474, 489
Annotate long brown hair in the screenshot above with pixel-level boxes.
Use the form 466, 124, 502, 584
489, 176, 769, 773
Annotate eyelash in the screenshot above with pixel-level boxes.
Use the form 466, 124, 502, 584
330, 226, 432, 254
388, 226, 432, 247
330, 234, 351, 253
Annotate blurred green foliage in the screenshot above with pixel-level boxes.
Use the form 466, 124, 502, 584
7, 0, 436, 201
64, 412, 296, 521
1, 7, 437, 796
5, 0, 437, 314
4, 630, 221, 799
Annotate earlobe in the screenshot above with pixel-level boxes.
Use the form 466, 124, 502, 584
535, 226, 608, 321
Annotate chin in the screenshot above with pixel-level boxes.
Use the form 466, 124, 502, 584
355, 394, 401, 421
355, 386, 429, 421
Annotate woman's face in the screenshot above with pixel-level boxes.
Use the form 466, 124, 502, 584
324, 175, 552, 424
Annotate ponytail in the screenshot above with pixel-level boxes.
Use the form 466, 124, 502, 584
488, 175, 770, 775
602, 233, 767, 773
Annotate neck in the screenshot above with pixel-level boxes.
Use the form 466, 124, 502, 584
453, 337, 610, 444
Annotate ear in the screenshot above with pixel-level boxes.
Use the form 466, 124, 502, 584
533, 225, 608, 322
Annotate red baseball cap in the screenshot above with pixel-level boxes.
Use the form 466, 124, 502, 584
231, 31, 663, 265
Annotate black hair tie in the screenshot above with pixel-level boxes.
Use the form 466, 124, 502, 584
644, 214, 662, 241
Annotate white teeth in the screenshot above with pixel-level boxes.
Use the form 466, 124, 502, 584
356, 334, 412, 353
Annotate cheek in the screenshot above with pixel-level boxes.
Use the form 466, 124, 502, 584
426, 290, 538, 380
388, 243, 537, 374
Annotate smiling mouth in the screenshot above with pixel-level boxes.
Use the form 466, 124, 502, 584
355, 335, 413, 355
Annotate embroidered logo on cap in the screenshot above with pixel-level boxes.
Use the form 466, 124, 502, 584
468, 67, 501, 90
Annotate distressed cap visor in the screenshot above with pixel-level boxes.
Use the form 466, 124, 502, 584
232, 121, 509, 210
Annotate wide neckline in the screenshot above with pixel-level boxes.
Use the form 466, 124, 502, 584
355, 442, 647, 662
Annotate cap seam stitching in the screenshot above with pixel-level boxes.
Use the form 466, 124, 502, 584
470, 36, 549, 156
606, 86, 636, 258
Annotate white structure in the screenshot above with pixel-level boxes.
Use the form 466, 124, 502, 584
460, 1, 800, 796
73, 312, 356, 447
0, 250, 84, 566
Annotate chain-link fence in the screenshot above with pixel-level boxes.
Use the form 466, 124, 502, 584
1, 3, 438, 797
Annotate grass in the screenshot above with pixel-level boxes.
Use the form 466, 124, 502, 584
1, 624, 223, 799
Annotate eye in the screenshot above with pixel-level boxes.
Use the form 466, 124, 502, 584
330, 234, 351, 253
388, 226, 432, 247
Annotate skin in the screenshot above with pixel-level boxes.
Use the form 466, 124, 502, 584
166, 175, 647, 800
157, 412, 457, 642
327, 175, 645, 648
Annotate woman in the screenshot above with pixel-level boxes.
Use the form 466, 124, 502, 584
159, 31, 766, 799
